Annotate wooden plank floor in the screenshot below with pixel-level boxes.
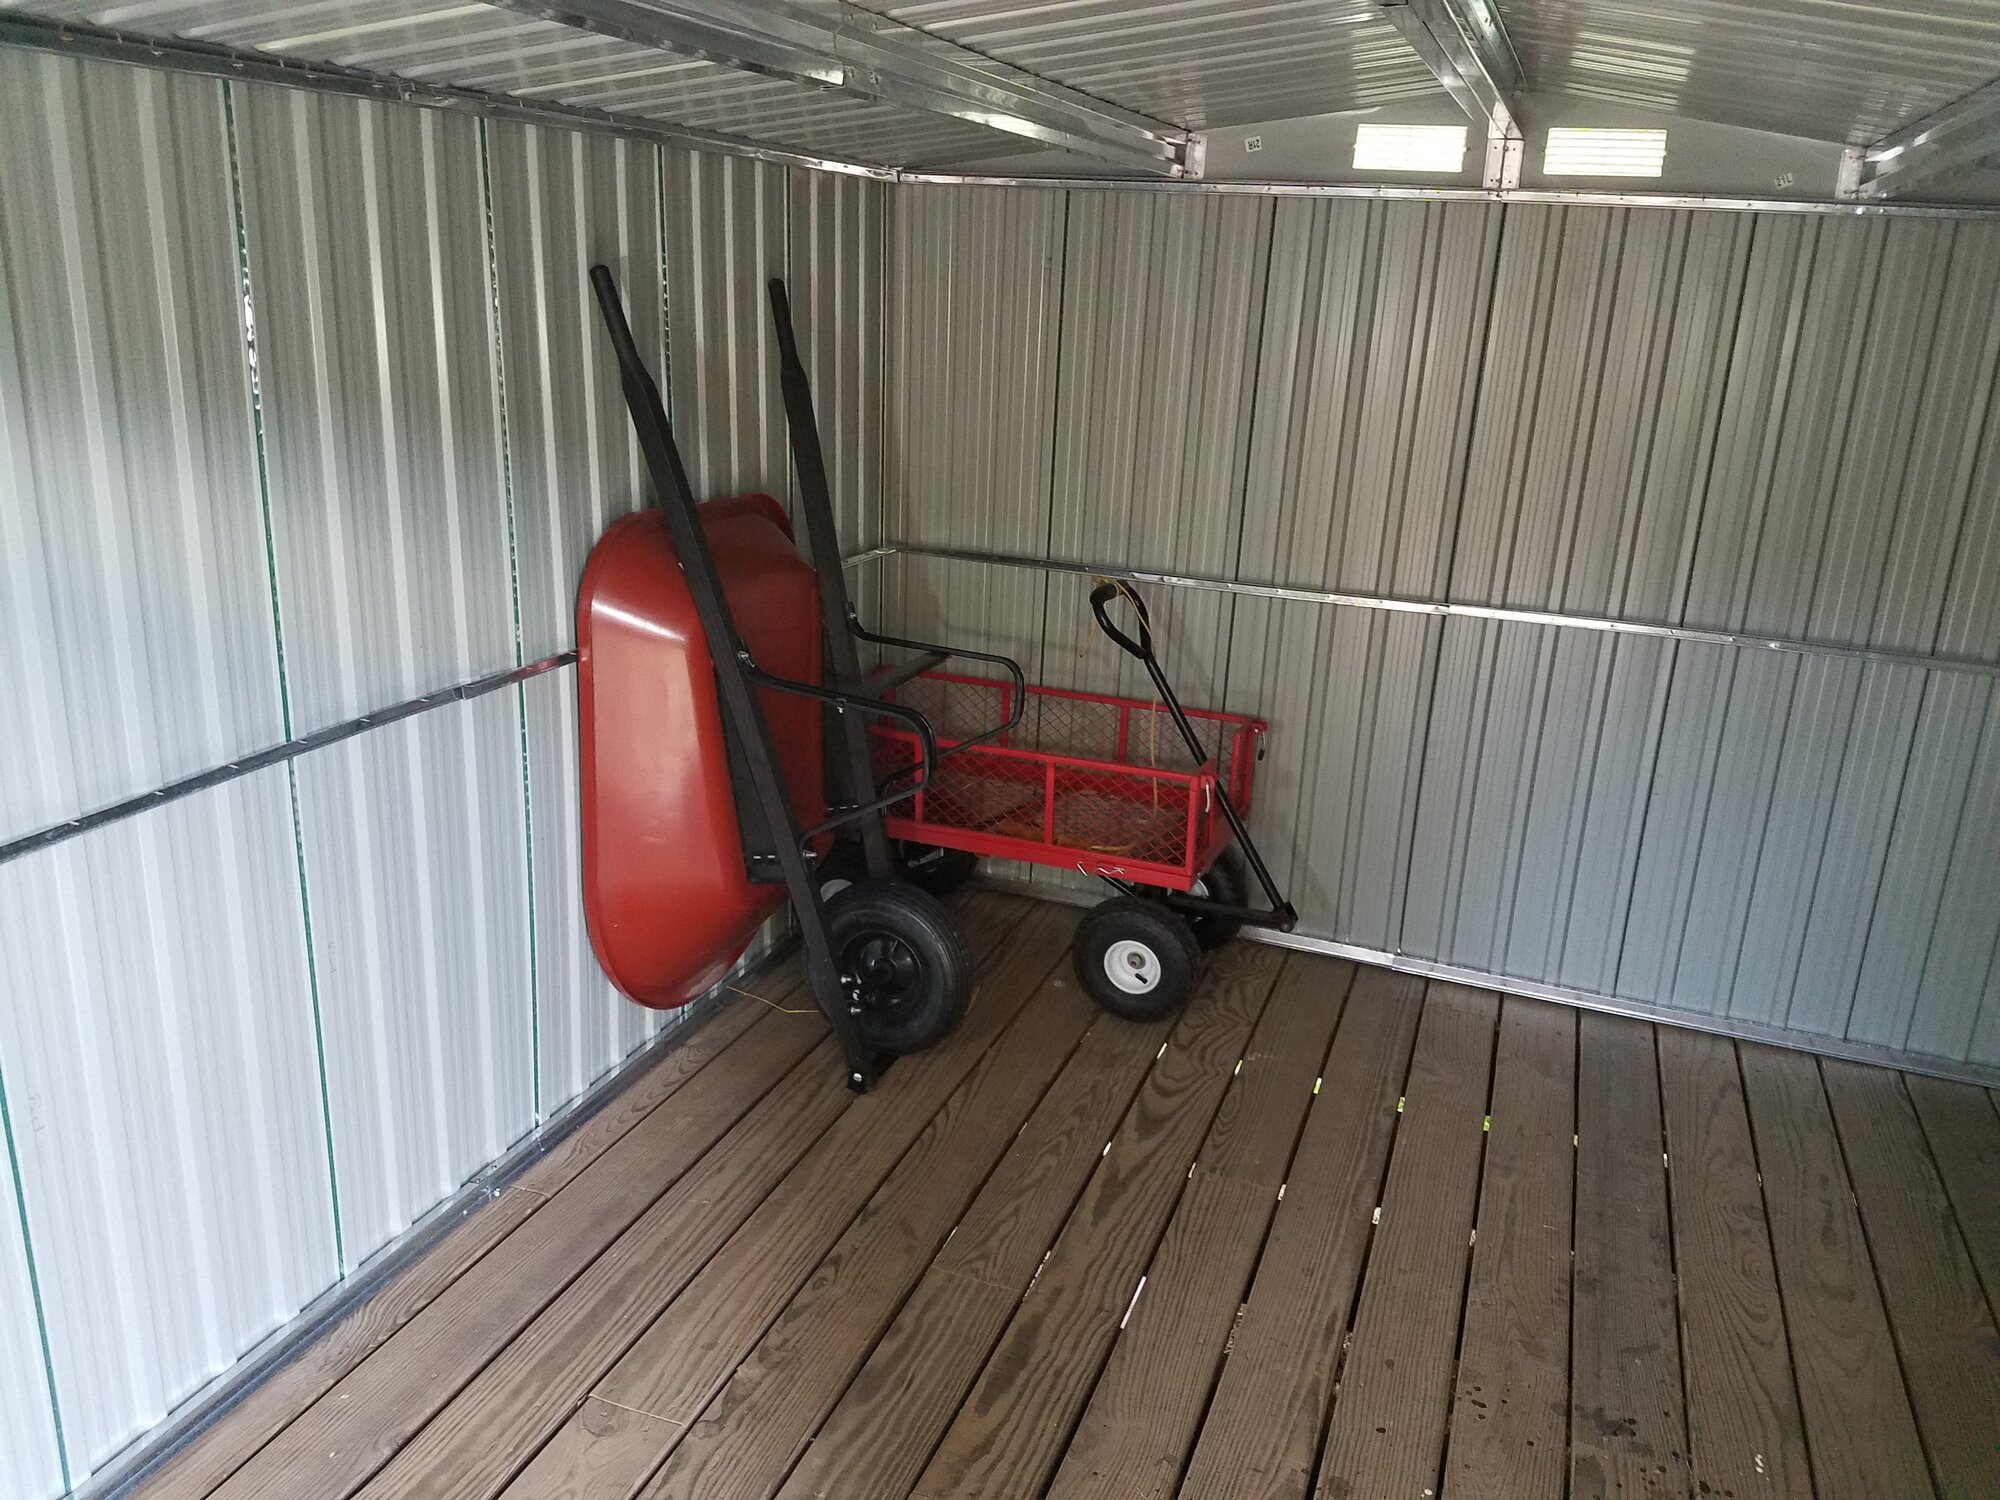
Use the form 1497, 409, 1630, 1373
134, 892, 2000, 1500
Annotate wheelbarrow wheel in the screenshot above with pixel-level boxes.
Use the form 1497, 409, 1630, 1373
828, 881, 972, 1054
1074, 897, 1201, 1022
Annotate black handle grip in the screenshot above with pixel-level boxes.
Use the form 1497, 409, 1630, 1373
1089, 581, 1155, 662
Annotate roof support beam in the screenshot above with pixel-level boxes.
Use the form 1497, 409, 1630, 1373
1856, 76, 2000, 201
1379, 0, 1525, 189
481, 0, 1196, 176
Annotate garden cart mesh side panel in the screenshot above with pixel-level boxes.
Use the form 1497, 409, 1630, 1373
872, 672, 1269, 893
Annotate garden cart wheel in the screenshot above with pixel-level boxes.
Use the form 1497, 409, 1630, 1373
828, 881, 973, 1053
1183, 847, 1248, 951
1074, 897, 1201, 1021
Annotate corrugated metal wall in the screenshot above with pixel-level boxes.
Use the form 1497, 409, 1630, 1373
877, 188, 2000, 1070
0, 49, 881, 1498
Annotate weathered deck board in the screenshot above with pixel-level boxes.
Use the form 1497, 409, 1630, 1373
1906, 1073, 2000, 1320
1314, 983, 1499, 1500
772, 964, 1183, 1500
1569, 1012, 1687, 1500
627, 952, 1102, 1500
371, 901, 1064, 1500
1175, 969, 1425, 1500
1823, 1059, 2000, 1500
1444, 998, 1576, 1500
1043, 960, 1352, 1500
1658, 1027, 1812, 1499
1738, 1043, 1933, 1500
910, 941, 1285, 1500
136, 895, 2000, 1500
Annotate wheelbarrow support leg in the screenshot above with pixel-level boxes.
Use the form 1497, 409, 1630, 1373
589, 265, 882, 1091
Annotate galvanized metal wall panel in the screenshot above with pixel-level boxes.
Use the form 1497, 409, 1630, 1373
0, 1171, 61, 1500
879, 187, 2000, 1068
487, 118, 662, 660
664, 149, 792, 512
521, 666, 661, 1119
236, 83, 517, 732
881, 185, 1066, 651
1241, 198, 1500, 600
0, 50, 281, 843
789, 167, 889, 549
292, 691, 535, 1265
1223, 601, 1442, 951
1038, 192, 1272, 710
0, 769, 336, 1476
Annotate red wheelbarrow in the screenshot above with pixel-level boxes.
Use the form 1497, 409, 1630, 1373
580, 268, 1024, 1091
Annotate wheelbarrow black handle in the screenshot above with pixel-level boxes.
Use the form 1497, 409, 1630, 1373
1089, 580, 1155, 662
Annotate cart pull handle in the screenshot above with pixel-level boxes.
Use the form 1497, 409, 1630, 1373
1089, 580, 1155, 661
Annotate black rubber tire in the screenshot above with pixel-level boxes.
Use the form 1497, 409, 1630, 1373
896, 842, 979, 898
1073, 897, 1202, 1022
1184, 846, 1248, 951
827, 880, 973, 1053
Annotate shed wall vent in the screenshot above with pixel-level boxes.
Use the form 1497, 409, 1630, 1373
1352, 123, 1468, 174
1543, 126, 1668, 177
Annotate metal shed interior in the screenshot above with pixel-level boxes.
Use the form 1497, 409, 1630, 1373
1, 2, 1999, 1498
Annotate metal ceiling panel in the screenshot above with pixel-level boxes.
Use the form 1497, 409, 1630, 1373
0, 768, 336, 1479
0, 48, 282, 844
2, 0, 1003, 163
859, 0, 1441, 130
235, 81, 519, 735
291, 690, 535, 1266
1496, 0, 2000, 143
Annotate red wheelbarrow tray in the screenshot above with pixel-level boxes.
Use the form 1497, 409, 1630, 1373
577, 492, 826, 1009
871, 671, 1269, 894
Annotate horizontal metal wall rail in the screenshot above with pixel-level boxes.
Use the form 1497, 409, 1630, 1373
847, 543, 2000, 680
0, 656, 575, 868
895, 171, 2000, 221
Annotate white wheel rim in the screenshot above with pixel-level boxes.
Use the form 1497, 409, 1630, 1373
821, 876, 854, 900
1103, 939, 1162, 995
